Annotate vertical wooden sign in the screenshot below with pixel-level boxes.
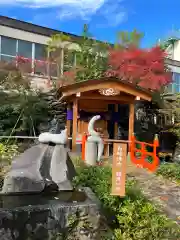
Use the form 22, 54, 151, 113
111, 142, 127, 197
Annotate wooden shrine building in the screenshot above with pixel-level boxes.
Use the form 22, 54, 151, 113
58, 77, 152, 153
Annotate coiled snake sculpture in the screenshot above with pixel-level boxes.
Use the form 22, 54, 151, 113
87, 115, 104, 162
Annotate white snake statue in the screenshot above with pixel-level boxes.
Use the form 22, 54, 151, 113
38, 128, 68, 145
87, 115, 104, 162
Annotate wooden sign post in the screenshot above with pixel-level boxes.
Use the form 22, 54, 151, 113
111, 142, 127, 197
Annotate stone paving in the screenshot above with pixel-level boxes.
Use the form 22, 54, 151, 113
126, 161, 180, 225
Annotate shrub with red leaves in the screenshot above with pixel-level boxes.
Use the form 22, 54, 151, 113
106, 46, 172, 91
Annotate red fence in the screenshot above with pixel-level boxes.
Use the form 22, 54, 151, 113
130, 134, 159, 172
77, 133, 160, 172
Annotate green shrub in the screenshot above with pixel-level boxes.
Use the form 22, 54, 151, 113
0, 91, 52, 136
0, 142, 19, 178
156, 163, 180, 183
73, 165, 180, 240
0, 142, 19, 164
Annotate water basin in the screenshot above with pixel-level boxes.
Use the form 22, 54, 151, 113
0, 190, 87, 209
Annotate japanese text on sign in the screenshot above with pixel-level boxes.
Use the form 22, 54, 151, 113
111, 142, 127, 196
116, 145, 123, 166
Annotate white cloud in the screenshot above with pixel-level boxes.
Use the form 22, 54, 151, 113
0, 0, 106, 11
56, 0, 127, 26
98, 1, 127, 27
106, 12, 126, 27
0, 0, 127, 27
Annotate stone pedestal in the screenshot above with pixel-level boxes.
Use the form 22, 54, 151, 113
0, 188, 112, 240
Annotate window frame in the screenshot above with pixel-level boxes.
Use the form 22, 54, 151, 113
0, 35, 82, 80
173, 72, 180, 93
0, 35, 17, 57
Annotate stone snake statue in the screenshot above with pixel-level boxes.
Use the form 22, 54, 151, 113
87, 115, 104, 162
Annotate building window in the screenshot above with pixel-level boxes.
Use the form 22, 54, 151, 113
35, 43, 46, 60
34, 43, 59, 78
1, 36, 17, 56
167, 72, 180, 93
0, 35, 77, 79
18, 40, 32, 58
173, 72, 180, 93
167, 83, 173, 93
1, 55, 15, 62
17, 40, 33, 73
34, 43, 48, 76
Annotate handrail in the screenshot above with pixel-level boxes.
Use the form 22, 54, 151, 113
103, 139, 130, 144
0, 136, 73, 140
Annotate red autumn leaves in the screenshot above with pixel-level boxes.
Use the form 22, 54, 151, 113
16, 56, 49, 65
106, 46, 172, 91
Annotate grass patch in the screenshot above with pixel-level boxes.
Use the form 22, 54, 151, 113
156, 163, 180, 184
73, 159, 180, 240
0, 142, 19, 178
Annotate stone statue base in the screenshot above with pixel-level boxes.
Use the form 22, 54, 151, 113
0, 188, 112, 240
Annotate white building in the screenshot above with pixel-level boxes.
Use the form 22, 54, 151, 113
165, 38, 180, 94
0, 15, 81, 90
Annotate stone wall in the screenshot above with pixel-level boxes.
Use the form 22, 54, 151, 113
39, 90, 67, 133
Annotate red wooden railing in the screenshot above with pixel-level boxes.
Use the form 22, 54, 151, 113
130, 134, 159, 172
79, 133, 160, 172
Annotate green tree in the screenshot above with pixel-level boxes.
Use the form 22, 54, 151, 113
167, 94, 180, 139
115, 29, 144, 49
74, 24, 109, 81
0, 60, 52, 137
47, 24, 109, 84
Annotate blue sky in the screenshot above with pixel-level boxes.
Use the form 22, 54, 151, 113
0, 0, 180, 47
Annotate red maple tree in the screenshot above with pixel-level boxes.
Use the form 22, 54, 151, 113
106, 46, 172, 91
